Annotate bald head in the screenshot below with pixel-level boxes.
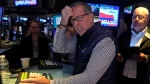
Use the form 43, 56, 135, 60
132, 7, 149, 33
134, 7, 149, 17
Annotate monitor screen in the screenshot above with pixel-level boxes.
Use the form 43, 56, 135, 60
15, 17, 20, 22
124, 6, 132, 14
2, 17, 8, 22
87, 3, 120, 28
14, 0, 38, 6
20, 17, 28, 21
99, 4, 120, 28
52, 15, 61, 28
94, 16, 100, 22
87, 3, 100, 16
40, 18, 47, 23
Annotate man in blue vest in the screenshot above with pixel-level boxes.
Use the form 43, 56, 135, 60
20, 2, 117, 84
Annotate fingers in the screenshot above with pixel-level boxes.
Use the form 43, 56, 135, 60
132, 54, 139, 61
29, 74, 41, 78
62, 6, 73, 16
20, 75, 50, 84
19, 83, 36, 84
61, 6, 73, 26
132, 54, 137, 58
20, 75, 42, 83
132, 54, 146, 62
117, 53, 124, 62
20, 78, 37, 83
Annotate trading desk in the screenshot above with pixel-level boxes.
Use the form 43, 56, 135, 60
9, 64, 73, 84
0, 48, 10, 53
0, 40, 20, 54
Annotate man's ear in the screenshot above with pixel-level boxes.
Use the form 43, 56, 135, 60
90, 13, 94, 18
89, 13, 94, 22
147, 17, 149, 22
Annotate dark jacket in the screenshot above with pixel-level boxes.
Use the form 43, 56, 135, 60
117, 28, 150, 84
73, 22, 117, 84
20, 35, 49, 60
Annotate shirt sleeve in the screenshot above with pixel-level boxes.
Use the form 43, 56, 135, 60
53, 37, 116, 84
53, 27, 76, 53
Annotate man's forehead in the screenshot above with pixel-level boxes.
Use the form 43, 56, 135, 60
134, 9, 146, 16
72, 6, 85, 17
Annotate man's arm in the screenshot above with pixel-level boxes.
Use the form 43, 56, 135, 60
53, 27, 76, 53
53, 37, 116, 84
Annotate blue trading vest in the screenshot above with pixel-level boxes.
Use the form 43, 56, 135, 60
73, 22, 117, 84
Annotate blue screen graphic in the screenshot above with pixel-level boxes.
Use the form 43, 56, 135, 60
52, 15, 61, 28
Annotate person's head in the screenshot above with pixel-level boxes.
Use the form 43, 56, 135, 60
132, 7, 149, 33
66, 26, 76, 36
26, 20, 42, 37
70, 2, 94, 36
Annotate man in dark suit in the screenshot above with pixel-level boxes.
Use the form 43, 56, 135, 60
116, 7, 150, 84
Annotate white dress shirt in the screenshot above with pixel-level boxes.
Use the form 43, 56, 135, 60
123, 27, 147, 78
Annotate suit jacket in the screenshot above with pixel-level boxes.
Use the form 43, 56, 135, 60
20, 35, 49, 60
117, 27, 150, 83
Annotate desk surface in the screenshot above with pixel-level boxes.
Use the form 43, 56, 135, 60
9, 63, 73, 84
0, 40, 20, 54
0, 48, 10, 53
1, 40, 20, 46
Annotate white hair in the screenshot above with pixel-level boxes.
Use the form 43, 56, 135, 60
134, 7, 149, 17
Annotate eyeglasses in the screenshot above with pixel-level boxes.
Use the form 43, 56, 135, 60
132, 15, 146, 20
70, 13, 91, 25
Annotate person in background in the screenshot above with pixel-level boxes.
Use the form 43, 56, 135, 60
116, 7, 150, 84
65, 26, 76, 40
19, 2, 117, 84
20, 20, 49, 60
61, 25, 77, 63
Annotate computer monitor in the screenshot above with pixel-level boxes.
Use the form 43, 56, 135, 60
99, 4, 120, 28
87, 3, 100, 16
14, 0, 38, 6
52, 15, 61, 28
20, 17, 28, 21
87, 3, 120, 28
124, 6, 132, 14
39, 18, 47, 23
94, 16, 100, 22
2, 17, 8, 21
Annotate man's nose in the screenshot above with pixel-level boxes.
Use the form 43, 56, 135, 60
135, 16, 139, 20
73, 20, 80, 27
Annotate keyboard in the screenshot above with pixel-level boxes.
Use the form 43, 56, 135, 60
15, 72, 53, 84
38, 60, 63, 69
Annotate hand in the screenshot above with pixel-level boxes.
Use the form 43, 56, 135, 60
61, 6, 73, 26
117, 53, 124, 62
19, 74, 51, 84
132, 53, 147, 63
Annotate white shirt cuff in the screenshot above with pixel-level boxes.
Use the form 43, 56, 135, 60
50, 80, 54, 84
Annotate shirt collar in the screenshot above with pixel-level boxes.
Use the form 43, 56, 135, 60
131, 26, 147, 35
